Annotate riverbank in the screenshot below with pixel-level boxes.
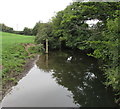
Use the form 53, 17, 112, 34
1, 32, 36, 100
2, 54, 39, 99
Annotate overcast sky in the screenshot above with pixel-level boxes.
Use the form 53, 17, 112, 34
0, 0, 73, 31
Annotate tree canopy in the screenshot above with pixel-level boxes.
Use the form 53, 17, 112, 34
35, 2, 120, 104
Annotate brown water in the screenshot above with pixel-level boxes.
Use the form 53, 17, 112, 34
2, 50, 117, 107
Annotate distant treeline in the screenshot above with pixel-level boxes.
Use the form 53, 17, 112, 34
0, 24, 14, 33
0, 23, 40, 36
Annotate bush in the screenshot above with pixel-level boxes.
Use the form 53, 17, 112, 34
28, 44, 45, 54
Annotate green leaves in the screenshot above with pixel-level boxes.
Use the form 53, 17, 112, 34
107, 17, 120, 33
35, 2, 120, 103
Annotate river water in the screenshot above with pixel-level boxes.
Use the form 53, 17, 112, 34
2, 50, 117, 107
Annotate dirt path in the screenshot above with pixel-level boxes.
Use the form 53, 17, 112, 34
22, 43, 35, 56
0, 65, 2, 70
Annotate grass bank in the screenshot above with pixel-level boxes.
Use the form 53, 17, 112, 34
1, 32, 36, 97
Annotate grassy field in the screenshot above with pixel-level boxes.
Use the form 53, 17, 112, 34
1, 32, 35, 92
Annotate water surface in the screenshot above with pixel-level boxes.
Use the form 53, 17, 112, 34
2, 51, 116, 107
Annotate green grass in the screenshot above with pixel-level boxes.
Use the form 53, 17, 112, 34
2, 32, 34, 50
1, 32, 35, 89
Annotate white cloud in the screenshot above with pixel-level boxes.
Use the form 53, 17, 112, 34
0, 0, 72, 30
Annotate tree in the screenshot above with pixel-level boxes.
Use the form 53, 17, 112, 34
23, 27, 33, 35
35, 23, 53, 52
41, 2, 119, 104
32, 21, 42, 36
0, 24, 13, 33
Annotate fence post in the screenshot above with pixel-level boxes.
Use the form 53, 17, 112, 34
46, 38, 48, 54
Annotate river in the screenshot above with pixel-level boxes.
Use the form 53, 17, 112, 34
2, 50, 117, 107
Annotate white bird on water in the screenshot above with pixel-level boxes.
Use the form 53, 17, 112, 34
67, 56, 72, 61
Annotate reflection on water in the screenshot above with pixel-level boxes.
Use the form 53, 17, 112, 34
36, 50, 116, 107
2, 64, 78, 107
2, 50, 117, 107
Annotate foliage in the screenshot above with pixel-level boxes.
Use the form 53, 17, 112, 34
28, 44, 45, 54
23, 27, 33, 35
35, 2, 120, 104
0, 23, 35, 36
0, 24, 13, 33
35, 22, 60, 50
32, 21, 42, 36
50, 2, 119, 48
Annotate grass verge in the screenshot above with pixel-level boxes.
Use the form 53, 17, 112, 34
1, 32, 35, 98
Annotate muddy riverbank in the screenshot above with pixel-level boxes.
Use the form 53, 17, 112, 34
2, 54, 39, 100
